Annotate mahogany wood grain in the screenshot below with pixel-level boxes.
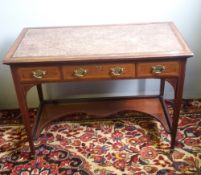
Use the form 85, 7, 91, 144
136, 61, 180, 77
171, 60, 186, 149
18, 66, 61, 82
3, 22, 193, 155
62, 63, 135, 80
33, 98, 170, 138
11, 67, 35, 155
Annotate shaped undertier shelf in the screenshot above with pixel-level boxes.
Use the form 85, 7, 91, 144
33, 97, 172, 138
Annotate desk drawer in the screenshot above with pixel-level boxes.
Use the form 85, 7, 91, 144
18, 66, 61, 82
136, 61, 180, 77
62, 63, 135, 80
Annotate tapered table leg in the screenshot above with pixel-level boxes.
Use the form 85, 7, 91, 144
171, 60, 186, 149
11, 68, 35, 155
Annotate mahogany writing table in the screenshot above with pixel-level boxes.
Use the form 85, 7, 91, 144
3, 22, 193, 155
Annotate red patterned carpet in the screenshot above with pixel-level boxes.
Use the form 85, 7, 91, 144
0, 100, 200, 175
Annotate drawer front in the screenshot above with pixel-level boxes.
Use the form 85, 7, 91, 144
136, 61, 180, 77
18, 66, 61, 82
62, 63, 135, 80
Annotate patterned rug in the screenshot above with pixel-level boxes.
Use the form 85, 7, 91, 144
0, 99, 200, 175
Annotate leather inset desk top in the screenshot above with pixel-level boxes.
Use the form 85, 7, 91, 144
4, 22, 193, 64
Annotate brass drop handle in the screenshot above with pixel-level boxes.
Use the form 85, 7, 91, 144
151, 65, 166, 74
32, 70, 46, 79
110, 67, 124, 76
73, 68, 88, 78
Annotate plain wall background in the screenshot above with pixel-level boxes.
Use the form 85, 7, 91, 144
0, 0, 201, 109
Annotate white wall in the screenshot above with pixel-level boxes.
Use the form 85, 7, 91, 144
0, 0, 201, 109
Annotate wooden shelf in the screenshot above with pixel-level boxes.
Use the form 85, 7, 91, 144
33, 97, 172, 138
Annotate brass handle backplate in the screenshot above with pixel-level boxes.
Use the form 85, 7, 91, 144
151, 65, 166, 74
110, 67, 124, 76
73, 68, 88, 78
32, 70, 46, 79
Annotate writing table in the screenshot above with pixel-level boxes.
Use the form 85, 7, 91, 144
3, 22, 193, 155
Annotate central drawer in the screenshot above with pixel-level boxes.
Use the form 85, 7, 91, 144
62, 63, 135, 80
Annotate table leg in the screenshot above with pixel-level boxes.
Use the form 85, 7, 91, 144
160, 79, 165, 96
37, 84, 44, 102
171, 60, 186, 149
11, 68, 35, 155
